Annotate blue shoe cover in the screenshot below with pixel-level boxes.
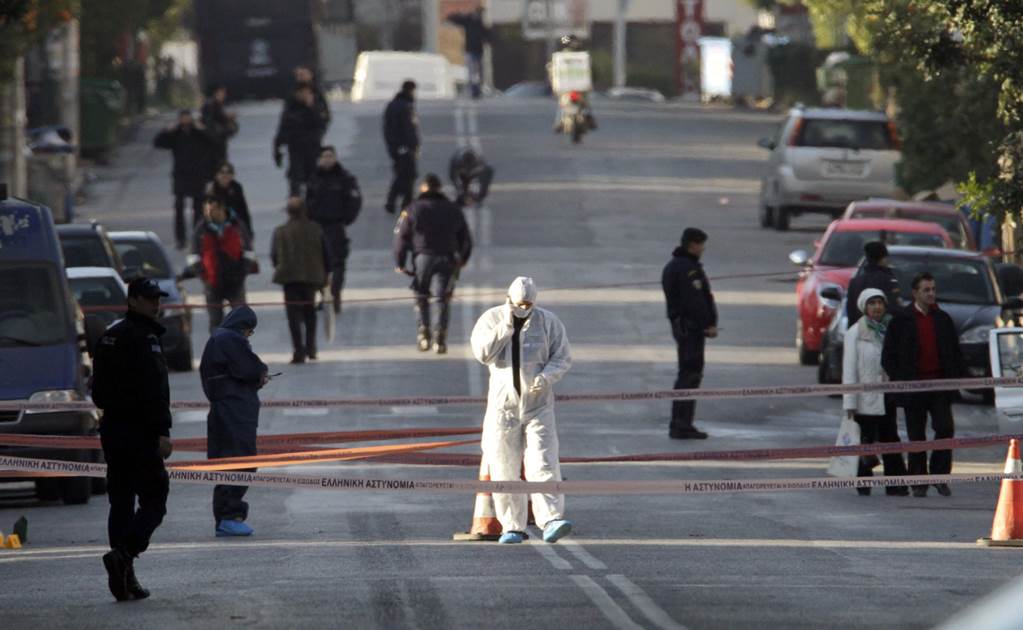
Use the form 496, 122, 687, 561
542, 519, 572, 543
498, 531, 524, 544
216, 520, 254, 537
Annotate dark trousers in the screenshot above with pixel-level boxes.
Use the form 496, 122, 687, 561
904, 392, 955, 486
208, 406, 258, 523
173, 194, 201, 246
205, 281, 246, 333
386, 153, 417, 212
413, 254, 456, 338
101, 431, 169, 557
284, 283, 317, 358
855, 401, 908, 491
322, 224, 350, 310
670, 319, 704, 433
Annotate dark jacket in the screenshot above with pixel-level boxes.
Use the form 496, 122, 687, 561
91, 310, 172, 438
199, 307, 266, 445
881, 303, 964, 401
304, 83, 331, 141
446, 12, 491, 55
153, 125, 216, 196
392, 191, 472, 269
190, 215, 253, 289
448, 149, 494, 205
846, 263, 902, 325
306, 164, 362, 228
205, 179, 253, 237
383, 92, 419, 156
200, 98, 237, 161
270, 216, 328, 286
274, 98, 324, 183
662, 247, 718, 333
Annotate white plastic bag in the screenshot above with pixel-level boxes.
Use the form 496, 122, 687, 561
826, 416, 860, 477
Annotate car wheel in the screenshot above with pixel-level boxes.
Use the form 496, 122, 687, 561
774, 207, 791, 231
796, 321, 819, 365
60, 476, 91, 505
758, 202, 775, 228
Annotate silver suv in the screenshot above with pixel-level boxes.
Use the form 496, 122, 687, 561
757, 107, 901, 231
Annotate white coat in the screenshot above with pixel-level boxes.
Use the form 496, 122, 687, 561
842, 316, 888, 415
471, 303, 571, 532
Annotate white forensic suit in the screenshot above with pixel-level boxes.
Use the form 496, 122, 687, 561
470, 280, 571, 533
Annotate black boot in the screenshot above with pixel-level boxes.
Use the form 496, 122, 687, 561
102, 548, 131, 601
126, 560, 150, 600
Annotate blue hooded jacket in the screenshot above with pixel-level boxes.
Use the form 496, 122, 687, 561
199, 306, 267, 405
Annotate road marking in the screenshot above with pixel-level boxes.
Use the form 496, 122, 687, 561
560, 540, 608, 570
454, 105, 467, 148
174, 411, 208, 424
467, 103, 482, 153
570, 575, 645, 630
607, 574, 689, 630
531, 541, 573, 570
282, 408, 329, 417
389, 406, 439, 416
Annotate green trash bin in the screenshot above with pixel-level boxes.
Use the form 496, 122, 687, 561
79, 78, 125, 157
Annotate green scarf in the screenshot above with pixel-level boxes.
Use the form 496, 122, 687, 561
864, 313, 891, 342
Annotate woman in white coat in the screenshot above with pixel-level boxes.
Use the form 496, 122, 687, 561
842, 288, 909, 496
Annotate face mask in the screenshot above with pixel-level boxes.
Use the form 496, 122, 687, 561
510, 302, 533, 318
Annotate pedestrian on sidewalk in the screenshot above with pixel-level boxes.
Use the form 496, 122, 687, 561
199, 305, 269, 537
470, 276, 573, 544
153, 109, 216, 249
271, 197, 329, 364
204, 161, 253, 238
186, 194, 256, 332
661, 228, 717, 439
293, 65, 330, 143
200, 83, 238, 167
448, 146, 494, 207
392, 174, 472, 354
306, 146, 361, 315
274, 83, 326, 195
446, 4, 492, 99
842, 288, 909, 496
91, 277, 174, 601
382, 80, 420, 214
882, 272, 964, 498
845, 241, 901, 326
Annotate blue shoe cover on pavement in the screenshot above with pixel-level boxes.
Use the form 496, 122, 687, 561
543, 520, 572, 543
216, 520, 254, 537
498, 531, 524, 544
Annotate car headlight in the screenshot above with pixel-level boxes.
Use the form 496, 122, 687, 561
26, 389, 83, 414
959, 325, 994, 344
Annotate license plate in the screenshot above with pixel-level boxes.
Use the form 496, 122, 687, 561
823, 160, 866, 177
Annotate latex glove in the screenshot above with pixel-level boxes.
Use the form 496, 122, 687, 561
529, 374, 548, 394
396, 145, 409, 156
158, 436, 173, 460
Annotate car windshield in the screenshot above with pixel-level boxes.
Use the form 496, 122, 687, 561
0, 264, 71, 346
818, 230, 948, 267
60, 235, 111, 268
890, 257, 996, 305
69, 276, 126, 327
796, 119, 896, 151
852, 210, 968, 248
113, 240, 171, 277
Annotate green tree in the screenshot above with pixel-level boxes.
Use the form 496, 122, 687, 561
79, 0, 177, 77
0, 0, 76, 80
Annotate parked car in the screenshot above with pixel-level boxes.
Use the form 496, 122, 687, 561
0, 188, 101, 505
109, 231, 194, 371
789, 218, 954, 365
817, 247, 1023, 404
66, 267, 128, 329
55, 221, 124, 276
757, 107, 901, 231
842, 198, 976, 250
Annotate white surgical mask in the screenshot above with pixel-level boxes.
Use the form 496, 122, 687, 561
511, 304, 532, 318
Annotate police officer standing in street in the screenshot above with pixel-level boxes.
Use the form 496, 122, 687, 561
661, 228, 717, 439
382, 80, 420, 215
306, 145, 362, 315
91, 277, 174, 601
392, 174, 472, 354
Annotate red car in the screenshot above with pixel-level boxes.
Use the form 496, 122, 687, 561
790, 218, 954, 364
841, 198, 977, 250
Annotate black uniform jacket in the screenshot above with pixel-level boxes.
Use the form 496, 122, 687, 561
392, 191, 472, 269
306, 164, 362, 227
661, 247, 718, 333
383, 92, 420, 156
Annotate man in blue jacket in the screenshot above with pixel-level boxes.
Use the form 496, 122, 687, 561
199, 306, 269, 536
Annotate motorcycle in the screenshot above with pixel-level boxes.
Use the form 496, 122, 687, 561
559, 91, 589, 144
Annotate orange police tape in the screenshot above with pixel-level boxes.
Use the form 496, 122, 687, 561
4, 375, 1022, 413
1, 453, 1022, 495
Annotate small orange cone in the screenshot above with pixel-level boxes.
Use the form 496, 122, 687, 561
453, 455, 503, 541
978, 439, 1023, 547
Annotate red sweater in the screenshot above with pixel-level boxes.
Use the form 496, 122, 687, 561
913, 305, 941, 379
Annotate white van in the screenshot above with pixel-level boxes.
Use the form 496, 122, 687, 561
350, 51, 456, 102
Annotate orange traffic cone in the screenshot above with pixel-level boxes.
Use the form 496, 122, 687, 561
978, 439, 1023, 547
453, 455, 503, 541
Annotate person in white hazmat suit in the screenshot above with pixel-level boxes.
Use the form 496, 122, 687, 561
470, 276, 574, 544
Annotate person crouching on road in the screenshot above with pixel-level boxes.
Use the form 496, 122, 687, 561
199, 305, 269, 537
881, 272, 964, 498
271, 197, 329, 364
392, 173, 472, 354
187, 194, 256, 333
91, 277, 174, 601
470, 277, 573, 544
842, 288, 909, 496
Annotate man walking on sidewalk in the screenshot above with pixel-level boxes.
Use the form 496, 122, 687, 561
153, 109, 215, 249
306, 146, 362, 316
882, 272, 964, 497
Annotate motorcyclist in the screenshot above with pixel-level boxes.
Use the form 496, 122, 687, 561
550, 34, 596, 133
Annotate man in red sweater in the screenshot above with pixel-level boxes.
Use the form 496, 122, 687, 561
882, 272, 964, 497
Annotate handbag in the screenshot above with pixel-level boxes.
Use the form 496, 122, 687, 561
826, 415, 861, 477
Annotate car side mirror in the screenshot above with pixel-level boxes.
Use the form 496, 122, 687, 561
789, 249, 810, 266
820, 287, 843, 302
757, 137, 776, 150
83, 314, 106, 357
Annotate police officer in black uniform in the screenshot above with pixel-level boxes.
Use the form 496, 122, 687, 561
392, 173, 473, 354
91, 277, 174, 601
662, 228, 717, 439
306, 145, 362, 315
382, 80, 420, 214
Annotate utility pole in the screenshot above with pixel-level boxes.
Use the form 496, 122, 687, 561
0, 58, 28, 197
613, 0, 628, 88
421, 0, 439, 52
